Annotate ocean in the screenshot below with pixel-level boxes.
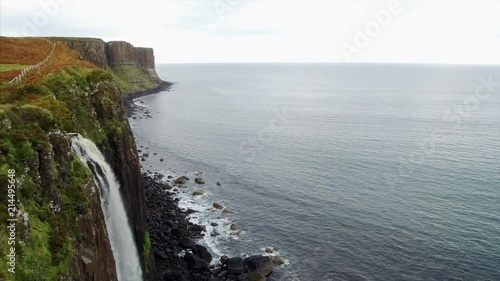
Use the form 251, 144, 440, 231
130, 63, 500, 281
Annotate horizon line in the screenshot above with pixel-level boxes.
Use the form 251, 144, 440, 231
157, 61, 500, 67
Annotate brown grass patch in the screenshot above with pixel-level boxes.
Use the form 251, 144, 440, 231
0, 37, 53, 65
0, 70, 20, 81
0, 37, 98, 84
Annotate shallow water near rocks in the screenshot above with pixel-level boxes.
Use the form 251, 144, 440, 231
131, 63, 500, 281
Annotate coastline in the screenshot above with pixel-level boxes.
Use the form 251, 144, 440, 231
124, 83, 283, 281
123, 80, 174, 116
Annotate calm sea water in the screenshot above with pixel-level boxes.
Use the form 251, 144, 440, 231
131, 63, 500, 281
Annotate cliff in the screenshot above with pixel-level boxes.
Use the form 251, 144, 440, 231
54, 37, 162, 94
60, 38, 108, 68
0, 37, 157, 280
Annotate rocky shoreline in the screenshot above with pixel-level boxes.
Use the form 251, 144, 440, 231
124, 85, 282, 281
144, 173, 280, 281
123, 80, 173, 116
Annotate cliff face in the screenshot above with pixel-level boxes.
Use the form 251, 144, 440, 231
62, 38, 108, 68
57, 38, 157, 70
136, 47, 155, 69
0, 37, 159, 280
46, 132, 118, 281
58, 38, 161, 94
88, 75, 152, 278
0, 74, 122, 280
106, 41, 156, 68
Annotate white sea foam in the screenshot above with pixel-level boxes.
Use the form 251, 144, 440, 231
133, 99, 149, 108
157, 170, 241, 262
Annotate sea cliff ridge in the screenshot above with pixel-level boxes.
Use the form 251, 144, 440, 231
0, 36, 279, 281
0, 36, 164, 280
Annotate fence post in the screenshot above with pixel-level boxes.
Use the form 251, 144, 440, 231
7, 40, 56, 84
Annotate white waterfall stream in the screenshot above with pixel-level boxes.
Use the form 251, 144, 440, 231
71, 134, 143, 281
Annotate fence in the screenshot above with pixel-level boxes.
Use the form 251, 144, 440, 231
8, 38, 56, 84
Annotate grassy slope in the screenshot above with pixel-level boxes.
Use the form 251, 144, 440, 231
0, 37, 130, 280
0, 37, 160, 94
0, 64, 27, 71
109, 64, 158, 94
0, 37, 97, 84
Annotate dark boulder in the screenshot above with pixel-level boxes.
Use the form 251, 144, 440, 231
184, 253, 210, 271
174, 176, 189, 185
154, 248, 168, 260
189, 224, 206, 232
227, 257, 245, 275
171, 228, 184, 238
192, 190, 204, 196
220, 255, 229, 265
244, 255, 274, 277
236, 272, 266, 281
162, 270, 187, 281
192, 244, 212, 263
271, 255, 285, 266
179, 237, 196, 249
213, 202, 224, 209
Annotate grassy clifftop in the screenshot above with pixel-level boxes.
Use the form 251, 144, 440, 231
0, 36, 162, 94
0, 37, 148, 280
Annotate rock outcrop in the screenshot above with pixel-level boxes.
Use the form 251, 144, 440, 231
62, 38, 108, 68
86, 76, 149, 274
0, 36, 171, 281
106, 41, 155, 69
59, 38, 157, 70
136, 47, 155, 69
195, 177, 206, 184
70, 179, 118, 280
143, 174, 277, 281
58, 38, 164, 94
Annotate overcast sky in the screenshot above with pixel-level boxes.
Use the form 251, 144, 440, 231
1, 0, 499, 64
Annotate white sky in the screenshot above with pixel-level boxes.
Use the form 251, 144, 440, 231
1, 0, 499, 64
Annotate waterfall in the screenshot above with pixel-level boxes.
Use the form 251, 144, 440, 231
70, 134, 143, 281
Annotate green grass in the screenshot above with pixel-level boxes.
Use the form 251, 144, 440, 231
0, 57, 160, 279
108, 64, 158, 94
0, 65, 133, 280
144, 231, 151, 256
0, 64, 26, 72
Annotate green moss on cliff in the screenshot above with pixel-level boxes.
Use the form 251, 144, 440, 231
109, 64, 158, 94
144, 231, 151, 256
0, 65, 128, 280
